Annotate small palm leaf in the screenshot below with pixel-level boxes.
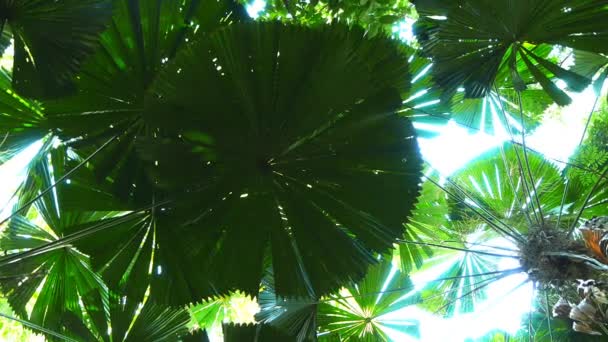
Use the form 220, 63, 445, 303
189, 291, 258, 332
412, 0, 605, 105
256, 270, 318, 341
403, 53, 550, 136
447, 144, 570, 232
449, 87, 551, 135
571, 50, 608, 94
416, 252, 498, 317
257, 259, 420, 341
400, 177, 451, 273
138, 21, 422, 298
317, 259, 420, 341
0, 0, 113, 98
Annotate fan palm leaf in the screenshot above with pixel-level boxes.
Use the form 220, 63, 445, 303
446, 144, 573, 231
412, 0, 607, 105
4, 19, 423, 309
136, 21, 422, 299
256, 258, 420, 341
0, 147, 110, 340
42, 0, 247, 206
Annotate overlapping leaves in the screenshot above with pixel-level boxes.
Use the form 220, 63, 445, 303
413, 0, 607, 105
0, 0, 113, 98
257, 259, 420, 341
0, 146, 193, 341
43, 0, 248, 206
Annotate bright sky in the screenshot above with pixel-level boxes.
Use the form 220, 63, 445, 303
378, 240, 534, 341
409, 82, 603, 341
418, 84, 600, 176
0, 141, 43, 221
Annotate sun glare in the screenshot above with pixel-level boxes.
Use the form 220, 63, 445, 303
0, 140, 43, 221
246, 0, 266, 19
410, 81, 602, 340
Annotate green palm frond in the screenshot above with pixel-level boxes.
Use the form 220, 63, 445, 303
412, 0, 606, 105
416, 252, 500, 317
256, 269, 318, 341
257, 259, 420, 342
571, 50, 608, 96
0, 147, 110, 340
0, 68, 46, 166
0, 0, 113, 98
189, 291, 257, 332
318, 259, 420, 341
136, 21, 422, 298
43, 0, 247, 206
447, 144, 572, 232
404, 47, 552, 136
399, 177, 451, 273
122, 303, 191, 342
8, 19, 424, 310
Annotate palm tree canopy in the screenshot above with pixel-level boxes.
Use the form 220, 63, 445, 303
0, 0, 608, 341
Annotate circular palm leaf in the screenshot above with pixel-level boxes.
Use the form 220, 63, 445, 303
447, 144, 570, 232
137, 22, 422, 299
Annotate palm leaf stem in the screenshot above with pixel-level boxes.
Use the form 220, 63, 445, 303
542, 251, 608, 271
0, 132, 8, 150
432, 272, 515, 315
498, 144, 535, 227
0, 312, 78, 342
555, 180, 570, 231
529, 282, 535, 342
558, 90, 602, 229
0, 197, 173, 268
444, 176, 526, 240
439, 240, 518, 252
577, 94, 602, 148
494, 85, 542, 227
585, 198, 608, 210
423, 174, 525, 243
544, 290, 554, 342
517, 91, 545, 227
398, 240, 519, 259
319, 268, 523, 304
